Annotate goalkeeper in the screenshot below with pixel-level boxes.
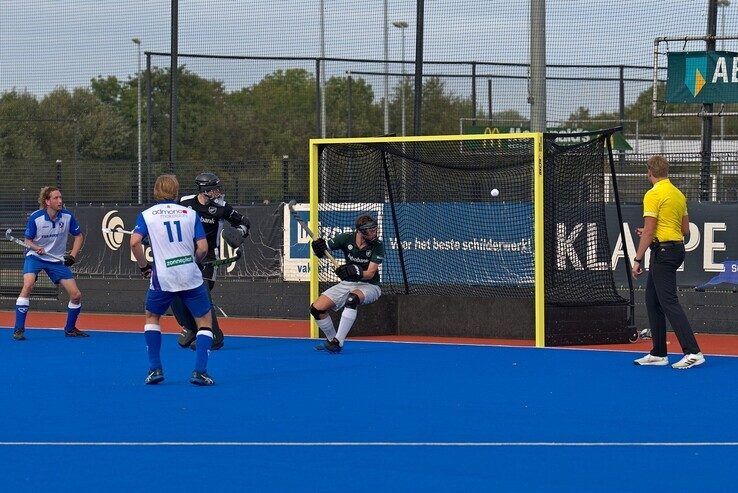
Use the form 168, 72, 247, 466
173, 172, 250, 351
310, 214, 384, 353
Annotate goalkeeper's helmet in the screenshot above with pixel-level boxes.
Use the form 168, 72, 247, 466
195, 172, 222, 193
356, 214, 378, 243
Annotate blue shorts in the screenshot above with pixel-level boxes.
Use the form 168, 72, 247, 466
145, 283, 211, 318
23, 255, 74, 284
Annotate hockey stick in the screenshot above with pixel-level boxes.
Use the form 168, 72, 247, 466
5, 228, 66, 262
106, 225, 239, 267
102, 227, 135, 235
287, 200, 340, 269
202, 248, 242, 267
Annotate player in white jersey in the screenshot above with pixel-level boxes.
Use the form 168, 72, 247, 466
12, 186, 88, 340
130, 174, 215, 386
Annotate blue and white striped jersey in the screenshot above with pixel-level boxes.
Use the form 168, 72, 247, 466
24, 209, 82, 263
133, 201, 206, 292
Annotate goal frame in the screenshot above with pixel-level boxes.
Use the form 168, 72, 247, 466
308, 133, 546, 346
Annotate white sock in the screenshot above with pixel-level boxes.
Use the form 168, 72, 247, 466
316, 316, 336, 340
335, 307, 357, 346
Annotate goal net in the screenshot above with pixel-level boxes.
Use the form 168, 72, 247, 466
307, 130, 632, 346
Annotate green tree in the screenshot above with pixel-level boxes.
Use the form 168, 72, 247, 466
0, 90, 43, 159
327, 75, 382, 138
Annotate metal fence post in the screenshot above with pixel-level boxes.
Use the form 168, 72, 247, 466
282, 155, 290, 202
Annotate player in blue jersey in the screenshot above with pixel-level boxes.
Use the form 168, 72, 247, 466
13, 186, 87, 340
130, 174, 216, 386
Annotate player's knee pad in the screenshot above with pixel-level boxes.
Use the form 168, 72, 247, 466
345, 293, 360, 310
310, 304, 326, 320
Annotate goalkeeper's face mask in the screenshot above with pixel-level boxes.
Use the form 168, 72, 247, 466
358, 224, 378, 243
201, 187, 223, 202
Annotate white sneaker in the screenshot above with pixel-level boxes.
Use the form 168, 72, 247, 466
634, 354, 669, 366
671, 353, 705, 369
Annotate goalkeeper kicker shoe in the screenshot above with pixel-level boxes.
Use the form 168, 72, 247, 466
64, 327, 89, 337
190, 339, 224, 351
315, 338, 342, 354
190, 371, 215, 386
177, 327, 196, 348
145, 368, 165, 385
12, 329, 26, 341
634, 354, 669, 366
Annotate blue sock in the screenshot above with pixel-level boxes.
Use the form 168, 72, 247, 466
64, 302, 82, 332
14, 297, 30, 330
144, 324, 162, 371
194, 328, 213, 373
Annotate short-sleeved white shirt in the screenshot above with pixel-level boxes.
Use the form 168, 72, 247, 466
133, 201, 206, 292
24, 209, 82, 263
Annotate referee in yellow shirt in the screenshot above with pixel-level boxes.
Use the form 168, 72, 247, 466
631, 155, 704, 369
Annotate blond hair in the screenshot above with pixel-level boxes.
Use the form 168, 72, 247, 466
153, 174, 179, 201
647, 155, 669, 178
38, 186, 60, 209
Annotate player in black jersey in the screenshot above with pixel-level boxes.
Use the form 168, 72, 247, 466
173, 172, 250, 350
310, 214, 384, 353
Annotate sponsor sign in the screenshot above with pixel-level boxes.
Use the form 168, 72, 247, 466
283, 203, 737, 288
74, 204, 282, 278
667, 51, 738, 103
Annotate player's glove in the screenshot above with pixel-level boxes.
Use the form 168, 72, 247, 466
237, 222, 250, 238
335, 263, 362, 282
311, 238, 329, 258
63, 253, 76, 266
140, 263, 152, 279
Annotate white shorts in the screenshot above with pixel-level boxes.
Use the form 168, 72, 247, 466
322, 281, 382, 311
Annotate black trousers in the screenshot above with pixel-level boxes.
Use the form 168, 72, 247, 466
645, 243, 700, 356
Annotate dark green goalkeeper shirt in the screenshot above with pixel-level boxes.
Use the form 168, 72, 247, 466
328, 232, 384, 285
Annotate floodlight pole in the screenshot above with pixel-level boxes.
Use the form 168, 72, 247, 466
718, 0, 730, 140
132, 37, 142, 204
319, 0, 326, 138
700, 0, 718, 201
383, 0, 389, 135
529, 0, 546, 132
393, 21, 409, 136
169, 0, 179, 170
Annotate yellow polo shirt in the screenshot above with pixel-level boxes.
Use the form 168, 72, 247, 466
643, 178, 687, 242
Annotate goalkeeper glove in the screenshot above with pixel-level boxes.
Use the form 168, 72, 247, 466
311, 238, 329, 258
140, 263, 152, 279
335, 263, 362, 282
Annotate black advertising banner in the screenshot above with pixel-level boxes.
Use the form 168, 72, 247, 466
71, 204, 283, 279
605, 203, 738, 288
60, 202, 738, 288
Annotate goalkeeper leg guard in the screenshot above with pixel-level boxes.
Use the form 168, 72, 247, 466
172, 297, 197, 348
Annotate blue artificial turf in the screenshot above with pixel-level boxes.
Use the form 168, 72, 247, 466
1, 328, 736, 491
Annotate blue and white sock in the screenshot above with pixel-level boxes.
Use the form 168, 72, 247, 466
64, 301, 82, 332
194, 328, 213, 373
144, 324, 162, 371
14, 297, 30, 330
335, 307, 357, 346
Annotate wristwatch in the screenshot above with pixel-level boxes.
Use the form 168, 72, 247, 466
634, 257, 643, 263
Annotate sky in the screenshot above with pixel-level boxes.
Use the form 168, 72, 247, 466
0, 0, 733, 120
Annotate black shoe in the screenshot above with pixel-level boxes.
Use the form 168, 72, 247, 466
314, 338, 342, 353
189, 338, 224, 351
144, 368, 165, 385
177, 327, 196, 348
64, 327, 89, 337
190, 371, 215, 386
12, 329, 26, 341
